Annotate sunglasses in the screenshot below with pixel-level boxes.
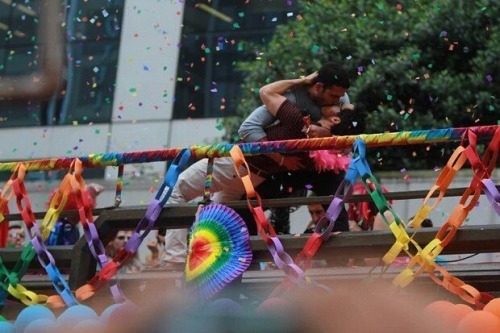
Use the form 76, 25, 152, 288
9, 231, 25, 239
117, 235, 132, 241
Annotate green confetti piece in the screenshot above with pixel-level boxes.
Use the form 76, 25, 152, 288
238, 12, 245, 17
311, 45, 320, 53
403, 113, 410, 120
129, 87, 137, 94
488, 105, 495, 111
233, 22, 240, 29
411, 53, 420, 60
386, 95, 393, 101
204, 48, 211, 54
95, 129, 101, 134
237, 43, 243, 51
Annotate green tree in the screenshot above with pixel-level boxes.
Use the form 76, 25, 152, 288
223, 0, 499, 170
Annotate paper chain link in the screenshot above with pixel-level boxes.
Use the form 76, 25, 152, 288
394, 128, 499, 308
482, 179, 500, 216
11, 164, 77, 307
0, 163, 75, 307
66, 159, 126, 303
67, 149, 191, 303
230, 146, 332, 292
350, 139, 421, 266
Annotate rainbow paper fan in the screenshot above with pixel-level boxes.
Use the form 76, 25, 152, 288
185, 203, 253, 300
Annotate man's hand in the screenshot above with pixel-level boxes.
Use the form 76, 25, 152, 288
302, 124, 331, 138
301, 71, 318, 85
267, 153, 304, 170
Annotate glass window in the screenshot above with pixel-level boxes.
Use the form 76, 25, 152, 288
0, 0, 125, 128
173, 0, 302, 119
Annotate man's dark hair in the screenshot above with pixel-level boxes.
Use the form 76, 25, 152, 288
330, 106, 366, 135
314, 62, 350, 90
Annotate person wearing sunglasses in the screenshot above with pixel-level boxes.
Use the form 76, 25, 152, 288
6, 223, 26, 248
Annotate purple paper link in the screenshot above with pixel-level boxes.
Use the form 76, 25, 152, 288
31, 236, 55, 268
266, 236, 287, 270
268, 237, 305, 285
282, 263, 307, 284
482, 179, 500, 216
83, 224, 106, 262
136, 199, 162, 232
109, 284, 126, 303
124, 232, 142, 253
97, 253, 109, 266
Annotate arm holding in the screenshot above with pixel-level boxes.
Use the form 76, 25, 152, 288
259, 72, 317, 117
237, 105, 274, 142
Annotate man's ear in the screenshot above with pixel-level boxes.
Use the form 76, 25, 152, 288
312, 82, 324, 92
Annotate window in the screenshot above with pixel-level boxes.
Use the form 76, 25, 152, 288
0, 0, 125, 128
173, 0, 302, 119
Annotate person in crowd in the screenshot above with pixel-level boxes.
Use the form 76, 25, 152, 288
145, 228, 167, 269
106, 230, 144, 274
6, 222, 26, 248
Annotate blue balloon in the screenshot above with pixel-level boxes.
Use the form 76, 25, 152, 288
15, 305, 56, 333
0, 321, 15, 333
99, 303, 122, 324
57, 304, 98, 329
72, 319, 105, 333
24, 318, 57, 333
206, 298, 243, 315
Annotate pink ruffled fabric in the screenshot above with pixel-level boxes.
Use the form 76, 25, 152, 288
309, 149, 351, 173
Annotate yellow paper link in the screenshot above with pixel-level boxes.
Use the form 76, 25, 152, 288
375, 209, 421, 267
382, 222, 412, 264
39, 174, 72, 240
407, 146, 467, 229
408, 205, 432, 229
393, 238, 443, 287
8, 282, 48, 306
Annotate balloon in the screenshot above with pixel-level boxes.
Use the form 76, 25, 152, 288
256, 297, 291, 315
57, 304, 98, 329
440, 303, 474, 330
206, 298, 243, 315
24, 318, 58, 333
421, 300, 456, 330
15, 305, 56, 333
484, 298, 500, 318
0, 321, 15, 333
422, 300, 455, 316
456, 310, 500, 333
99, 303, 123, 324
107, 301, 140, 324
71, 319, 106, 333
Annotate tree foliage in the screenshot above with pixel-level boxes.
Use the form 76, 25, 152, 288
223, 0, 499, 170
